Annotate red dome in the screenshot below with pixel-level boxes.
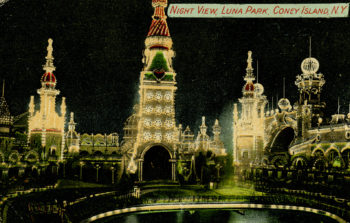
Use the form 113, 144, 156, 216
41, 72, 56, 87
244, 82, 254, 92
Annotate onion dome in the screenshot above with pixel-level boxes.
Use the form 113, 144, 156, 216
278, 98, 291, 111
41, 72, 56, 87
243, 82, 254, 95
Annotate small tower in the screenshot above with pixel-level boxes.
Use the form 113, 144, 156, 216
66, 112, 80, 154
28, 39, 67, 160
181, 125, 194, 154
0, 80, 13, 136
196, 116, 210, 152
295, 39, 326, 128
211, 119, 226, 156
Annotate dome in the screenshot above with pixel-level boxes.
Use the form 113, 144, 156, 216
254, 83, 264, 95
41, 72, 56, 87
278, 98, 291, 111
243, 82, 254, 93
301, 57, 319, 74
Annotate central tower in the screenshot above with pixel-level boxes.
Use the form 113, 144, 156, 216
123, 0, 178, 181
233, 51, 267, 168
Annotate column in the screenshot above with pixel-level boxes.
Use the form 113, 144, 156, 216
170, 159, 177, 181
79, 162, 84, 180
110, 166, 115, 184
18, 168, 25, 177
137, 159, 143, 182
2, 169, 8, 180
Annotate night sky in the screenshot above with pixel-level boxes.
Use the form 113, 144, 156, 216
1, 0, 350, 152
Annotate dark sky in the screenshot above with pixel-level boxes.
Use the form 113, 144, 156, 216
1, 0, 350, 146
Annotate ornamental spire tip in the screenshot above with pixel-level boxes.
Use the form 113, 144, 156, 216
43, 38, 56, 73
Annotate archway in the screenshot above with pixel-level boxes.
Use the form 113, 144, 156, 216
270, 127, 295, 153
342, 149, 350, 168
143, 145, 171, 181
79, 150, 89, 157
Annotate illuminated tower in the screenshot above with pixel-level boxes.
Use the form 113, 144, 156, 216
66, 112, 80, 154
210, 119, 226, 156
233, 51, 267, 167
28, 39, 66, 160
295, 55, 325, 129
0, 80, 13, 136
195, 116, 210, 152
123, 0, 178, 181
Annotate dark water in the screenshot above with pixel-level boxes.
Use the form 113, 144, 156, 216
98, 209, 339, 223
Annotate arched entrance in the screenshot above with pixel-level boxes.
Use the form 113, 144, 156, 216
143, 146, 171, 181
270, 127, 295, 153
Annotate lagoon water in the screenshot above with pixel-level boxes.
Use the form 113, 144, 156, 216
99, 209, 338, 223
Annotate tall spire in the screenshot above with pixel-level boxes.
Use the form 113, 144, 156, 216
242, 51, 255, 95
256, 59, 259, 83
0, 79, 12, 124
309, 36, 312, 58
283, 77, 285, 98
2, 80, 4, 98
244, 51, 255, 82
41, 38, 57, 88
200, 116, 208, 135
43, 38, 56, 74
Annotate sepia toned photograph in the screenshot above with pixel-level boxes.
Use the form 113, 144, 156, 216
0, 0, 350, 222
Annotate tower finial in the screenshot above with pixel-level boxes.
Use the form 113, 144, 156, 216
247, 51, 253, 69
309, 36, 312, 58
244, 51, 255, 82
2, 80, 4, 97
283, 77, 285, 98
256, 59, 259, 83
43, 38, 56, 73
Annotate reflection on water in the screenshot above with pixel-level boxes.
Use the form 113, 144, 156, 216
99, 209, 338, 223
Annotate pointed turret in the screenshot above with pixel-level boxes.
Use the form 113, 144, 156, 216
200, 116, 207, 135
211, 119, 226, 156
212, 119, 221, 140
68, 112, 76, 132
0, 80, 13, 129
